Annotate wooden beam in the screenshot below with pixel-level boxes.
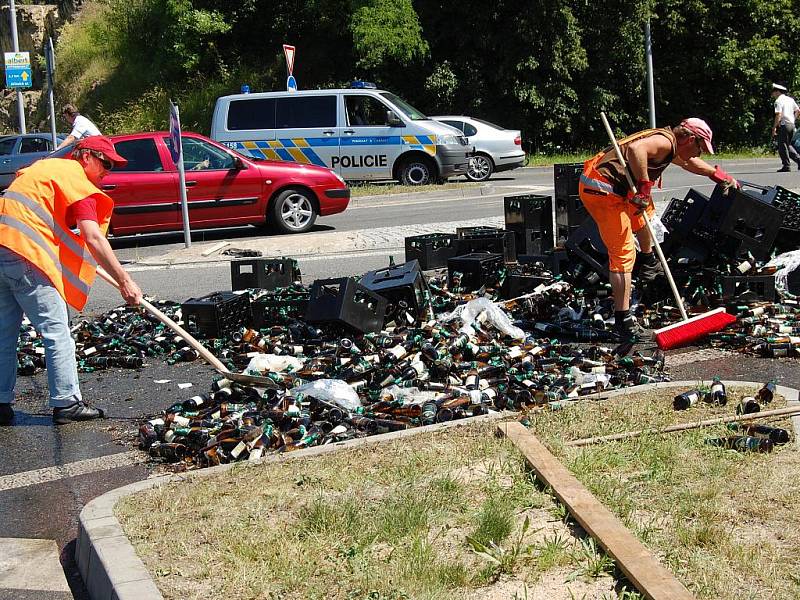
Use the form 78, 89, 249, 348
497, 421, 695, 600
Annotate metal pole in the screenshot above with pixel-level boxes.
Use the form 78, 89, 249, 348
645, 19, 656, 128
172, 103, 191, 248
46, 38, 56, 145
8, 0, 26, 133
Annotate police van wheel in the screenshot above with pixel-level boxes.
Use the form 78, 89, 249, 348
399, 158, 433, 186
466, 154, 494, 182
270, 189, 318, 234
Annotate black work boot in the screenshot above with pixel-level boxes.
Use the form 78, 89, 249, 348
53, 401, 105, 425
637, 252, 664, 283
614, 311, 647, 343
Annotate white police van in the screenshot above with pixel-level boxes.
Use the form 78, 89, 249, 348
210, 82, 472, 185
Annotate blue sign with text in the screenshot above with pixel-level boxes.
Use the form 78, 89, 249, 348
4, 52, 31, 89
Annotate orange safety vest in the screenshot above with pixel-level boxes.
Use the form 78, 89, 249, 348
0, 158, 113, 310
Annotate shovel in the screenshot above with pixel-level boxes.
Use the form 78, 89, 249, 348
95, 267, 279, 388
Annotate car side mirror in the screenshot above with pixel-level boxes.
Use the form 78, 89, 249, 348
233, 156, 246, 170
386, 111, 404, 127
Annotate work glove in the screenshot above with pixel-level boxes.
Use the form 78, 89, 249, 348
710, 165, 739, 195
628, 179, 653, 214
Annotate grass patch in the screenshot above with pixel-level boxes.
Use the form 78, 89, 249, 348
526, 384, 800, 599
118, 421, 614, 599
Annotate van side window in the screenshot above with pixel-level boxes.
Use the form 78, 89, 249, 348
113, 138, 163, 172
275, 96, 336, 128
227, 98, 277, 130
346, 95, 389, 126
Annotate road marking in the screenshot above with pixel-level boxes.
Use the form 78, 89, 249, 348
0, 538, 70, 592
0, 450, 144, 493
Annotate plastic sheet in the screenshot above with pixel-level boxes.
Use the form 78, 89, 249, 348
439, 297, 525, 339
244, 354, 304, 375
289, 378, 362, 412
766, 250, 800, 295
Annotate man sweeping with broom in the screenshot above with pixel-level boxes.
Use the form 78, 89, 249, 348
579, 118, 738, 341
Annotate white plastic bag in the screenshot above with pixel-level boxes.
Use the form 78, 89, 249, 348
766, 250, 800, 295
244, 353, 304, 375
439, 297, 525, 339
289, 379, 362, 412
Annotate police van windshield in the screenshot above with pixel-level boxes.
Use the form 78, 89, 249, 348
379, 92, 427, 121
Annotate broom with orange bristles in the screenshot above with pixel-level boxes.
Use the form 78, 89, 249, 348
600, 112, 736, 350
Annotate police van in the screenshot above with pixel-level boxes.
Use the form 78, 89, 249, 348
210, 83, 472, 185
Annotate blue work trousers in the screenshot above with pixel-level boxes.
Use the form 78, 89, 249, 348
0, 246, 81, 408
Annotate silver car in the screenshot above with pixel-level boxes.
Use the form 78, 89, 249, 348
432, 116, 525, 182
0, 133, 67, 190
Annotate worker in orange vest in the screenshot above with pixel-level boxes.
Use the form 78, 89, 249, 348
579, 118, 738, 341
0, 136, 142, 426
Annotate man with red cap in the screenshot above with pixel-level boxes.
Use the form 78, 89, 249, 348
0, 136, 142, 426
579, 118, 738, 340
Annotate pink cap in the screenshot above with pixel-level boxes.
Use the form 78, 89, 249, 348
680, 118, 714, 154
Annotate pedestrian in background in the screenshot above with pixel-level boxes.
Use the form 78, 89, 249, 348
0, 136, 142, 426
56, 103, 101, 150
770, 83, 800, 172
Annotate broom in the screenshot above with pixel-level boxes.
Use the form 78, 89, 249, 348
600, 112, 736, 349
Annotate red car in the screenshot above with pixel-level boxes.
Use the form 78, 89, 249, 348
97, 132, 350, 236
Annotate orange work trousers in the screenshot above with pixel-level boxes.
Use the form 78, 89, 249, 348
578, 157, 654, 273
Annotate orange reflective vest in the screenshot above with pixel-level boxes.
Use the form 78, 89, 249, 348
0, 158, 113, 310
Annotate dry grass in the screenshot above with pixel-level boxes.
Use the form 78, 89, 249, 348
526, 384, 800, 600
118, 421, 619, 600
118, 383, 800, 600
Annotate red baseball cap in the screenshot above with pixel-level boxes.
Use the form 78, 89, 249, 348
680, 118, 714, 154
75, 136, 128, 168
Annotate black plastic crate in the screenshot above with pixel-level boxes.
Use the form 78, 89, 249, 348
773, 186, 800, 232
716, 189, 783, 260
230, 258, 300, 291
251, 290, 310, 328
453, 228, 517, 262
700, 181, 778, 233
506, 225, 552, 256
661, 189, 710, 251
565, 218, 608, 279
722, 275, 777, 302
517, 250, 570, 276
503, 194, 552, 230
554, 162, 584, 198
499, 272, 550, 299
181, 291, 252, 338
555, 223, 581, 248
305, 278, 387, 334
447, 253, 504, 291
359, 260, 429, 318
404, 233, 457, 270
555, 195, 586, 229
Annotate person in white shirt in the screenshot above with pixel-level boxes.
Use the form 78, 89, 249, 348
55, 103, 102, 150
771, 83, 800, 172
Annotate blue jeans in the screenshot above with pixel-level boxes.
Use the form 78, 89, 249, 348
0, 246, 82, 408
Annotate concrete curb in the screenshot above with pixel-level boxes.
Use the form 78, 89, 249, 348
77, 380, 800, 600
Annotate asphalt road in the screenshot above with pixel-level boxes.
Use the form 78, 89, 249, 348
1, 158, 799, 599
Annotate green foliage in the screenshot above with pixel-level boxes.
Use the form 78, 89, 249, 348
47, 0, 800, 149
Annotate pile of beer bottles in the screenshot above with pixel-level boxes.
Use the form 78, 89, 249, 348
672, 379, 792, 452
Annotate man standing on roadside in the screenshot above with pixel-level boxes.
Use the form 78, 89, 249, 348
56, 103, 101, 150
771, 83, 800, 172
0, 136, 142, 426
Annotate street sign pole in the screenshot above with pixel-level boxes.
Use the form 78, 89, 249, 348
45, 38, 57, 146
8, 0, 26, 133
645, 19, 656, 128
169, 101, 191, 248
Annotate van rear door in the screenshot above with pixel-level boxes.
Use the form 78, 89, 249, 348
273, 94, 340, 172
340, 93, 397, 180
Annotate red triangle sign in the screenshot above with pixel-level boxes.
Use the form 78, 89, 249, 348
283, 44, 295, 75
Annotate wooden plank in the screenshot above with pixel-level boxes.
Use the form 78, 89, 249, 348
497, 421, 695, 600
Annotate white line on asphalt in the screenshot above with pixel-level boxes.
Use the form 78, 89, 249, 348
0, 538, 70, 592
0, 450, 144, 493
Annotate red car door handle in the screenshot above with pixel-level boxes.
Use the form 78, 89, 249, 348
101, 184, 116, 190
185, 180, 197, 187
